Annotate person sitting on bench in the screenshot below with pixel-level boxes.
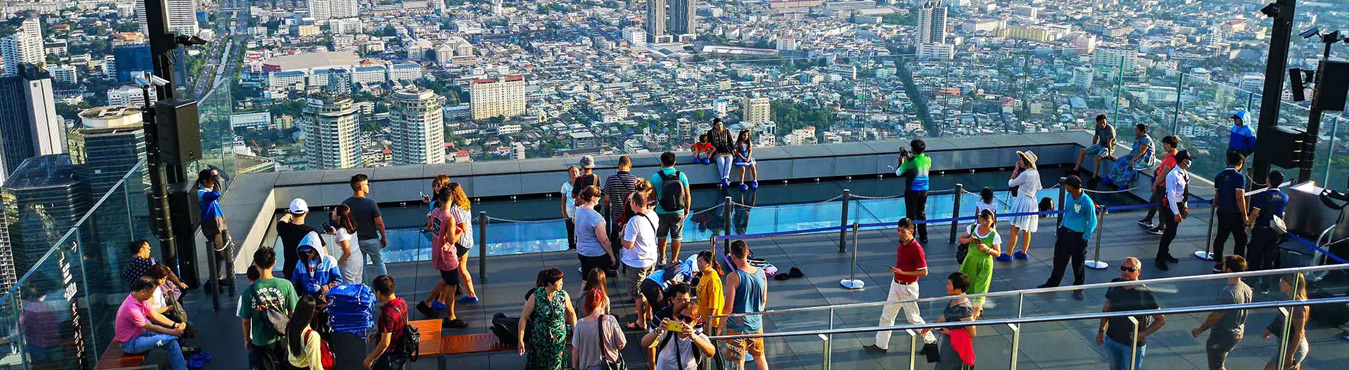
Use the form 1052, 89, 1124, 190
116, 276, 198, 370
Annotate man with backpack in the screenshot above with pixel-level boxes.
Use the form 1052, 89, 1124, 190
366, 275, 417, 370
651, 152, 692, 266
238, 247, 299, 370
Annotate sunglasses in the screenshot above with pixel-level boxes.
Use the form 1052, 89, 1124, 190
1120, 266, 1138, 273
677, 314, 696, 324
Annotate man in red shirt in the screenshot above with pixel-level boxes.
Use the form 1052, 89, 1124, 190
865, 218, 936, 352
365, 275, 409, 369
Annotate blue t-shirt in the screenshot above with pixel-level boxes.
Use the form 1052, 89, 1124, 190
650, 168, 690, 215
1213, 167, 1247, 212
1251, 189, 1288, 227
575, 207, 607, 258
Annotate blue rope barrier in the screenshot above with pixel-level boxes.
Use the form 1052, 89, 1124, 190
1287, 234, 1349, 264
711, 225, 853, 242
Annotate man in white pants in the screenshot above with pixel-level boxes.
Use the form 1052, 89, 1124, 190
865, 218, 936, 352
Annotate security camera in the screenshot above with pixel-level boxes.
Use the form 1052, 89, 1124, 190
1300, 27, 1320, 39
177, 34, 211, 46
134, 72, 171, 87
1259, 2, 1279, 18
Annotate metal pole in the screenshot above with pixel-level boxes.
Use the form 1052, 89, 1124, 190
1198, 201, 1218, 261
723, 196, 732, 252
1128, 316, 1140, 370
1086, 207, 1109, 270
950, 183, 963, 244
1276, 306, 1292, 370
123, 179, 135, 243
1324, 116, 1339, 187
907, 329, 918, 370
478, 211, 487, 285
1057, 177, 1067, 226
824, 307, 835, 370
849, 223, 860, 288
840, 189, 851, 252
1008, 323, 1021, 370
1249, 0, 1299, 186
1172, 73, 1185, 134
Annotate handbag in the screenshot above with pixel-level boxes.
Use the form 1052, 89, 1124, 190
597, 317, 627, 370
1271, 215, 1288, 236
921, 342, 941, 363
304, 330, 336, 370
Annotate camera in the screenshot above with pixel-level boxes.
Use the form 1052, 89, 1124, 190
664, 321, 684, 332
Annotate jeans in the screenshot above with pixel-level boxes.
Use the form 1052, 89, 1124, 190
904, 190, 929, 242
1213, 211, 1248, 263
565, 218, 577, 250
372, 353, 408, 370
1141, 186, 1164, 224
1044, 228, 1087, 287
716, 154, 733, 180
1249, 227, 1281, 290
873, 280, 935, 349
248, 341, 290, 370
1104, 337, 1146, 370
359, 238, 386, 284
121, 332, 187, 370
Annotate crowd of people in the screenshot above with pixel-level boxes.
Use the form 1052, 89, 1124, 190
113, 112, 1319, 370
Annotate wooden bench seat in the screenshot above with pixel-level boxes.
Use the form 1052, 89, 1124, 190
441, 333, 512, 355
94, 341, 147, 370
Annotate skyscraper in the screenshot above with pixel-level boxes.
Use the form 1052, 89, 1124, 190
111, 42, 154, 84
742, 96, 771, 124
301, 95, 362, 169
390, 88, 445, 165
0, 63, 66, 184
308, 0, 332, 20
68, 106, 149, 295
669, 0, 697, 41
918, 0, 947, 45
469, 75, 526, 120
329, 0, 359, 18
645, 0, 670, 44
1, 18, 46, 77
166, 0, 200, 36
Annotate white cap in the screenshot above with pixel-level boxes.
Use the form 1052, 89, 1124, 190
289, 198, 309, 214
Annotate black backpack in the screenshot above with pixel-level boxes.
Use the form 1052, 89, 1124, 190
392, 305, 421, 362
657, 331, 722, 370
659, 171, 687, 211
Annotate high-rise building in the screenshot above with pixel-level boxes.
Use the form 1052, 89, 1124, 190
68, 106, 149, 295
111, 43, 153, 83
166, 0, 200, 36
511, 142, 525, 160
670, 0, 697, 41
107, 85, 158, 106
1, 18, 46, 77
1094, 48, 1140, 70
390, 88, 445, 165
918, 0, 947, 45
623, 27, 646, 48
301, 95, 362, 169
645, 0, 670, 44
742, 96, 771, 124
308, 0, 332, 20
469, 75, 526, 120
0, 64, 66, 184
310, 0, 357, 20
1072, 66, 1095, 90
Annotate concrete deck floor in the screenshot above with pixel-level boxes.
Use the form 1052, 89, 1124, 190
176, 206, 1349, 370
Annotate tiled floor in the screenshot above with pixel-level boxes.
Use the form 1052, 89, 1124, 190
180, 207, 1349, 370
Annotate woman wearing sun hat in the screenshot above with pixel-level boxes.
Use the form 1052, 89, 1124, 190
1002, 150, 1042, 262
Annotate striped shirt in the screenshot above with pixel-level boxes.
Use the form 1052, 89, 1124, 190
603, 171, 638, 219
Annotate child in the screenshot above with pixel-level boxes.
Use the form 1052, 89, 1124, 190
734, 129, 759, 190
416, 189, 468, 328
1038, 197, 1055, 219
692, 134, 714, 164
975, 187, 997, 218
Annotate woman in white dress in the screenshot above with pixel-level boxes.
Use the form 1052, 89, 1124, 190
1002, 151, 1041, 262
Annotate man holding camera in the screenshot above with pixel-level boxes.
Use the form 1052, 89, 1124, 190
894, 139, 932, 244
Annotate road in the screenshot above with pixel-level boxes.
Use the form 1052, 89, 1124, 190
191, 0, 250, 98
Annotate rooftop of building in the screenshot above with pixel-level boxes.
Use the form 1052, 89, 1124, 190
262, 50, 362, 71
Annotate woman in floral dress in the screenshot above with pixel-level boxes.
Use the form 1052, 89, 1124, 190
518, 267, 577, 370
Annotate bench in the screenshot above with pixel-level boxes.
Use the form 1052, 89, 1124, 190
441, 333, 512, 354
94, 341, 146, 370
409, 319, 445, 357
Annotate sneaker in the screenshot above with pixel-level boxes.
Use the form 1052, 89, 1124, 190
1146, 227, 1164, 236
863, 344, 888, 353
416, 301, 435, 317
1164, 254, 1180, 263
1014, 251, 1030, 260
1072, 290, 1084, 300
750, 180, 759, 189
1212, 264, 1224, 274
445, 319, 469, 328
739, 183, 749, 191
1137, 219, 1154, 228
181, 346, 203, 356
431, 301, 447, 310
996, 254, 1013, 262
457, 296, 479, 304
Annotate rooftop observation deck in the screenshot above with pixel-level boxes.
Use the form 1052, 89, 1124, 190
145, 131, 1348, 370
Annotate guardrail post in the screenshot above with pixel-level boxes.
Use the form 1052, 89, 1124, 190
1129, 316, 1141, 370
723, 196, 732, 252
478, 211, 487, 285
842, 223, 863, 290
1086, 207, 1109, 270
840, 189, 851, 253
1196, 201, 1217, 261
950, 183, 963, 244
907, 329, 918, 370
1057, 177, 1067, 227
1008, 323, 1021, 370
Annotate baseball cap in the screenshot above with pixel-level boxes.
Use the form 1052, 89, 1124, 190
288, 198, 309, 214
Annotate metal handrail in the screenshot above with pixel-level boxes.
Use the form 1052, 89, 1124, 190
709, 296, 1349, 340
0, 159, 149, 306
715, 262, 1349, 318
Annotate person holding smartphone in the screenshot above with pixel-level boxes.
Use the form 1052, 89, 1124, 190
643, 301, 714, 370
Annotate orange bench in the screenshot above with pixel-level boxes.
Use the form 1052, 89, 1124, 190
442, 333, 512, 354
94, 341, 146, 369
409, 319, 445, 357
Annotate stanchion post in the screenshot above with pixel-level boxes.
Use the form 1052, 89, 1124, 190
1086, 207, 1109, 270
1057, 177, 1067, 227
1201, 201, 1217, 261
950, 183, 963, 244
723, 196, 732, 252
840, 189, 851, 252
850, 223, 859, 283
478, 211, 487, 285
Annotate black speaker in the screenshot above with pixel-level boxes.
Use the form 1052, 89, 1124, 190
1313, 59, 1349, 112
154, 99, 203, 167
1256, 126, 1311, 168
167, 180, 203, 287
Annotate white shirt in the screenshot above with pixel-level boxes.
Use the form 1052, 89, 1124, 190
622, 210, 659, 268
1166, 167, 1190, 214
562, 181, 576, 219
1007, 169, 1042, 199
974, 201, 997, 217
336, 228, 355, 244
655, 331, 709, 370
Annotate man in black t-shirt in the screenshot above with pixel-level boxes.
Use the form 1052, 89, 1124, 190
275, 198, 324, 280
1097, 257, 1167, 370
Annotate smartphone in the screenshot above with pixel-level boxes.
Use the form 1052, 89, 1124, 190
664, 321, 684, 332
321, 222, 335, 233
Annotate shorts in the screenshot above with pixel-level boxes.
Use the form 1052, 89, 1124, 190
202, 216, 227, 239
1205, 332, 1242, 370
724, 328, 764, 365
1084, 144, 1113, 158
656, 212, 685, 241
735, 157, 756, 167
456, 244, 470, 259
623, 264, 654, 303
439, 269, 460, 286
1268, 337, 1308, 368
640, 279, 665, 310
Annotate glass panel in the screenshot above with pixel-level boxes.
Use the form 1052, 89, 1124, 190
9, 238, 97, 369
